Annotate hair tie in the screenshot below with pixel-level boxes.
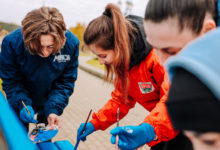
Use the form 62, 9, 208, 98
102, 9, 112, 18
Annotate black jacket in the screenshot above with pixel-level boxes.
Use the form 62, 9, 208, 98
126, 15, 152, 69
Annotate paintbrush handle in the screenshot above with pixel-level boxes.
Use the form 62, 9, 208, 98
82, 109, 92, 131
21, 100, 31, 116
115, 108, 120, 149
74, 109, 92, 150
115, 135, 120, 150
74, 140, 80, 150
21, 100, 38, 128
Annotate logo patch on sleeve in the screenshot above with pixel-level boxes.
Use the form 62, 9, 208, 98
138, 82, 154, 94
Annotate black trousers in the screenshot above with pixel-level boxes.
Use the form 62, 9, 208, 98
151, 132, 193, 150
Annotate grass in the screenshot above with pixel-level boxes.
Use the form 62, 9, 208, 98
87, 57, 105, 70
0, 22, 20, 33
79, 50, 105, 70
79, 51, 93, 56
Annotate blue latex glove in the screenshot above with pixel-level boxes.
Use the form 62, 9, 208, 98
77, 122, 95, 142
110, 123, 155, 150
19, 106, 38, 123
34, 128, 58, 143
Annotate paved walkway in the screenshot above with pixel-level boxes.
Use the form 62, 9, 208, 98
52, 56, 151, 150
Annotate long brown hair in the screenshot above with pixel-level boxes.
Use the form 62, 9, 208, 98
83, 3, 134, 103
21, 7, 66, 56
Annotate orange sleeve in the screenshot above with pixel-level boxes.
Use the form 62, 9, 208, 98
144, 51, 178, 147
90, 82, 136, 130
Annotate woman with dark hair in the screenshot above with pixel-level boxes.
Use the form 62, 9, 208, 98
76, 3, 178, 150
166, 28, 220, 150
144, 0, 217, 64
144, 0, 219, 149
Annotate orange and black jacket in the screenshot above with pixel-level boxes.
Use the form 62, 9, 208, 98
90, 15, 178, 147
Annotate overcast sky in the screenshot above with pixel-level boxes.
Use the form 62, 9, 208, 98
0, 0, 148, 28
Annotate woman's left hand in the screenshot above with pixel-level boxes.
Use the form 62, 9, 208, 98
47, 113, 61, 129
110, 123, 155, 150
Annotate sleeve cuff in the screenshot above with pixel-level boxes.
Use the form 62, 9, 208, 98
44, 108, 59, 118
90, 119, 100, 131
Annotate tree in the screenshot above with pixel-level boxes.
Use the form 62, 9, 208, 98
69, 23, 86, 49
0, 22, 19, 33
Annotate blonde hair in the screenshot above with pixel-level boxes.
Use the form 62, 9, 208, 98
22, 7, 66, 55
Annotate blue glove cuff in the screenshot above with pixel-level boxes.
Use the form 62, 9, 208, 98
110, 123, 155, 149
87, 122, 95, 132
20, 106, 38, 123
77, 122, 95, 142
141, 123, 155, 142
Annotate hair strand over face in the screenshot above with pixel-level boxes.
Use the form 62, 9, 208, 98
22, 7, 66, 56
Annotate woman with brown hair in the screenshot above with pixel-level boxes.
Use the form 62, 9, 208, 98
76, 3, 178, 150
0, 7, 79, 130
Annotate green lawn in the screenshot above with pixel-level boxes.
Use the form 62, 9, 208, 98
79, 51, 93, 56
79, 50, 105, 70
87, 58, 105, 70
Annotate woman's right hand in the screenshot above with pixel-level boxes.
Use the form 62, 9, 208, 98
19, 105, 38, 123
77, 122, 95, 141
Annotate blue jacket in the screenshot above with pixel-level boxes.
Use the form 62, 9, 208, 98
0, 28, 79, 117
165, 28, 220, 100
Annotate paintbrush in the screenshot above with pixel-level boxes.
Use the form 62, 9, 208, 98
117, 108, 119, 127
74, 109, 92, 150
115, 108, 120, 150
21, 100, 38, 129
